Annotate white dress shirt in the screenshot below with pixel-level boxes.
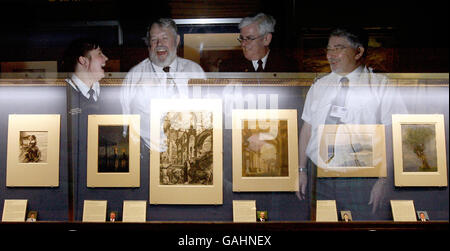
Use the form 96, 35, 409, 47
120, 57, 205, 149
301, 65, 408, 165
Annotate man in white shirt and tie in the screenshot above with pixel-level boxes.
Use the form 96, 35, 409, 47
120, 18, 205, 150
298, 27, 407, 219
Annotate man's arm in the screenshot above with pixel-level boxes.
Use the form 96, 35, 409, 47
297, 121, 311, 200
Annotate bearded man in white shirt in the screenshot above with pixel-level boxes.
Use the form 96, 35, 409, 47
298, 27, 407, 219
120, 18, 205, 150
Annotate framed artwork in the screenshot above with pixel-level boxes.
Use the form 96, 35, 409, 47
317, 124, 387, 177
149, 99, 223, 204
87, 115, 140, 187
340, 211, 352, 222
392, 114, 447, 187
26, 211, 38, 222
416, 211, 430, 222
232, 109, 299, 192
6, 114, 60, 187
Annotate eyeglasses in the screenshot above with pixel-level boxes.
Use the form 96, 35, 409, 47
326, 45, 349, 53
237, 34, 265, 43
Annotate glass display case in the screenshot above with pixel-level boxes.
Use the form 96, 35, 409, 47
0, 73, 448, 233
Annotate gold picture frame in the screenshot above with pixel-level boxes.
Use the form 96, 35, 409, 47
149, 99, 223, 204
392, 114, 447, 187
317, 124, 387, 177
87, 115, 140, 187
232, 109, 299, 192
6, 114, 60, 187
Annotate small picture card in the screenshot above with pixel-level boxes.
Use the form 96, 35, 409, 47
257, 211, 268, 222
316, 200, 338, 222
340, 211, 352, 222
233, 200, 256, 222
82, 200, 107, 222
390, 200, 416, 222
109, 211, 119, 222
416, 211, 430, 222
26, 211, 38, 222
2, 199, 28, 222
122, 200, 147, 222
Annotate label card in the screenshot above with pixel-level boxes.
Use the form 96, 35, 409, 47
233, 200, 256, 222
391, 200, 416, 222
82, 200, 107, 222
316, 200, 338, 222
2, 199, 27, 222
123, 200, 147, 222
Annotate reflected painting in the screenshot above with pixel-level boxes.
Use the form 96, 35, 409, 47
242, 120, 289, 177
98, 125, 129, 173
401, 124, 437, 172
19, 131, 48, 163
325, 133, 373, 167
160, 111, 213, 185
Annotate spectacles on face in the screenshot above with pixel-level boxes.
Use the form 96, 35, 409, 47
237, 34, 265, 43
326, 45, 349, 54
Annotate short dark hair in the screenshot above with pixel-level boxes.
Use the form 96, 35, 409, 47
330, 26, 369, 57
61, 38, 102, 72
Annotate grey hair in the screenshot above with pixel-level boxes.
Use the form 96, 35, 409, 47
144, 18, 178, 46
329, 27, 369, 57
239, 13, 276, 35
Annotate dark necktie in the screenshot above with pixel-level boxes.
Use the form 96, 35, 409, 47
325, 77, 349, 124
256, 59, 264, 72
87, 88, 95, 102
163, 66, 170, 73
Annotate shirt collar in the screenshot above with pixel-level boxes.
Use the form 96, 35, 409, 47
67, 74, 100, 101
252, 50, 270, 71
331, 65, 364, 85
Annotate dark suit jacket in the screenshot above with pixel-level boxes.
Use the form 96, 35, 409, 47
219, 49, 299, 72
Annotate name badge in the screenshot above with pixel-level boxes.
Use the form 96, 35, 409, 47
329, 105, 347, 119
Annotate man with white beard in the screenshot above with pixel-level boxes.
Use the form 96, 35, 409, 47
120, 18, 205, 150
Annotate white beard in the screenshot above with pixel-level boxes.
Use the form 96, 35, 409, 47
150, 46, 177, 67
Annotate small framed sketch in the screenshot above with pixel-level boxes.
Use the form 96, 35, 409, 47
149, 99, 223, 204
317, 124, 387, 177
232, 109, 299, 192
257, 211, 268, 222
340, 211, 352, 222
392, 114, 447, 187
26, 211, 38, 222
6, 114, 60, 187
87, 115, 140, 187
417, 211, 429, 222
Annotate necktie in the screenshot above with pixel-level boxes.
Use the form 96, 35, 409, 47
87, 88, 95, 102
323, 76, 350, 164
163, 66, 170, 73
325, 77, 349, 124
256, 59, 264, 72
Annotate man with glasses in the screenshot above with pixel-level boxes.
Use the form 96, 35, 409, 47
298, 26, 407, 220
219, 13, 299, 72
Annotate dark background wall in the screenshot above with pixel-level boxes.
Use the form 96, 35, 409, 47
0, 0, 448, 72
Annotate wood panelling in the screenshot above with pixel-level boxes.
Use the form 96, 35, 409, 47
168, 0, 262, 18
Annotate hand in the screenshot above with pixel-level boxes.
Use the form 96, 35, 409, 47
368, 178, 387, 213
296, 172, 308, 200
